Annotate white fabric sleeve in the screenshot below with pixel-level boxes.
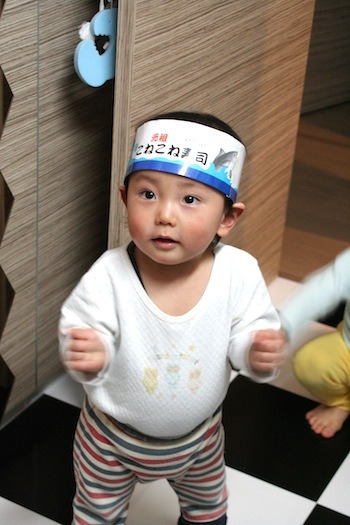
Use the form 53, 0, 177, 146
228, 258, 281, 382
58, 255, 119, 385
279, 248, 350, 341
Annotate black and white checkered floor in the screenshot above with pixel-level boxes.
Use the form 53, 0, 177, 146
0, 278, 349, 524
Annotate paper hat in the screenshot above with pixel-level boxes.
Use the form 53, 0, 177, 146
126, 119, 246, 202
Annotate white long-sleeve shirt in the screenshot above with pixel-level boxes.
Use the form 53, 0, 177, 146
279, 248, 350, 348
59, 243, 279, 438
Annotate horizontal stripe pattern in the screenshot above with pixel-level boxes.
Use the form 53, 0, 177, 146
72, 398, 227, 524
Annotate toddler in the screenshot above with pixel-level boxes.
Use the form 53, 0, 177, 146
279, 248, 350, 438
59, 111, 285, 524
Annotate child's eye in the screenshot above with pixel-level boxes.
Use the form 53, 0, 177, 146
141, 190, 155, 200
183, 195, 199, 205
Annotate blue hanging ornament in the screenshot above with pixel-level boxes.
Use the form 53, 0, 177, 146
74, 0, 118, 88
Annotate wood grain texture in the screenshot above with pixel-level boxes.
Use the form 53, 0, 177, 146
109, 0, 136, 247
109, 0, 316, 283
36, 2, 113, 386
0, 0, 114, 417
0, 0, 38, 413
280, 228, 349, 281
280, 103, 350, 281
0, 75, 2, 129
301, 0, 350, 113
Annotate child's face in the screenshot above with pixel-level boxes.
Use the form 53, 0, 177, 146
121, 170, 243, 267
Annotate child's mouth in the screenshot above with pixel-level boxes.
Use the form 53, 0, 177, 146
152, 237, 178, 248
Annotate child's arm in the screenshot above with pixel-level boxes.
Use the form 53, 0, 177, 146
248, 329, 286, 372
62, 327, 108, 374
279, 248, 350, 341
58, 252, 120, 384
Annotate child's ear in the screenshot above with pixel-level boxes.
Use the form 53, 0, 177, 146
217, 202, 245, 238
120, 186, 127, 206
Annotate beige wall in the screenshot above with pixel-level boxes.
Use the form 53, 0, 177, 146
109, 0, 315, 283
0, 0, 113, 417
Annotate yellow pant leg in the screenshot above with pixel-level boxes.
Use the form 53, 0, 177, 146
293, 324, 350, 411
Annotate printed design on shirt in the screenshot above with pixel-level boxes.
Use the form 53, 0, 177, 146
142, 368, 158, 395
165, 365, 180, 399
143, 343, 201, 398
188, 368, 201, 394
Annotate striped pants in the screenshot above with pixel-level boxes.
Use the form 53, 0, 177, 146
72, 398, 228, 524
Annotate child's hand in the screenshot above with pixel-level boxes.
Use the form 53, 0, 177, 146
248, 329, 286, 372
63, 327, 107, 374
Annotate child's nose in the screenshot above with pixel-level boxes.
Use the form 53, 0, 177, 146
155, 200, 176, 225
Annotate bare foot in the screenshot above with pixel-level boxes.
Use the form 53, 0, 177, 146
305, 404, 350, 438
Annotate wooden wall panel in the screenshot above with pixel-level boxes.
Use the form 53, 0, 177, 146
280, 103, 350, 280
109, 0, 315, 283
36, 2, 113, 386
281, 1, 350, 280
0, 0, 114, 418
0, 0, 38, 412
301, 0, 350, 113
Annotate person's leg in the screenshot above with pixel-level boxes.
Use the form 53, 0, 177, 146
171, 422, 228, 524
293, 326, 350, 438
72, 399, 137, 524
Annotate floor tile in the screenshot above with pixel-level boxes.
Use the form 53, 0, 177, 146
223, 375, 350, 501
303, 504, 350, 525
318, 453, 350, 517
225, 467, 315, 525
0, 497, 60, 524
0, 396, 79, 525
